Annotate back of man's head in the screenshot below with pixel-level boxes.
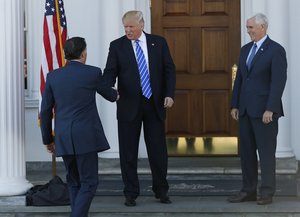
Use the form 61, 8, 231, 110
64, 37, 86, 61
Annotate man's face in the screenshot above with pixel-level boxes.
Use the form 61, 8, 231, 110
123, 18, 143, 40
246, 17, 266, 42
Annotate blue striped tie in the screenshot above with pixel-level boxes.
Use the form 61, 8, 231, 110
247, 43, 257, 70
135, 40, 152, 99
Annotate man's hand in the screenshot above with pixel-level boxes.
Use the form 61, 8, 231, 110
112, 87, 120, 101
45, 142, 55, 154
116, 92, 120, 101
164, 97, 174, 108
231, 108, 239, 121
262, 110, 273, 124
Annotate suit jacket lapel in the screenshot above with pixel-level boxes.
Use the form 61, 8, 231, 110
242, 43, 252, 75
249, 36, 270, 72
145, 33, 155, 77
124, 37, 139, 72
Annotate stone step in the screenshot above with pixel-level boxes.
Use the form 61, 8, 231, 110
96, 174, 298, 197
26, 157, 299, 175
25, 157, 299, 198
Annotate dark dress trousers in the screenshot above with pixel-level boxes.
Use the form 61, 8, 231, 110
104, 33, 176, 199
40, 61, 117, 217
231, 36, 287, 197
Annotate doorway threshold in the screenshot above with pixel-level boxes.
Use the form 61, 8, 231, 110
96, 157, 298, 176
167, 137, 238, 156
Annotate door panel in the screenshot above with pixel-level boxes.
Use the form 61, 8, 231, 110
152, 0, 240, 144
202, 90, 229, 134
202, 28, 228, 72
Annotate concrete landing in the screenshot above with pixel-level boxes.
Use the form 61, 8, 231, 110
1, 196, 300, 217
0, 157, 299, 217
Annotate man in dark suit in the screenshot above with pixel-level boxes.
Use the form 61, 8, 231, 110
104, 10, 176, 206
40, 37, 118, 217
228, 13, 287, 205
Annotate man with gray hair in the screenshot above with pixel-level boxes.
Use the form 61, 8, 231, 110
228, 13, 287, 205
104, 10, 176, 206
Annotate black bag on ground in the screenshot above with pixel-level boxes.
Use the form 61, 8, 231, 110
26, 175, 70, 206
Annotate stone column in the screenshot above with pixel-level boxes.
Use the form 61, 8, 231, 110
265, 0, 293, 157
0, 0, 32, 195
288, 0, 300, 159
240, 0, 294, 158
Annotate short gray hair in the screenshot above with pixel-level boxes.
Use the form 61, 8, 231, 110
122, 10, 144, 24
252, 13, 269, 29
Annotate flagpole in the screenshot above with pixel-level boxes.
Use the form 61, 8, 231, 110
52, 154, 57, 177
54, 0, 65, 66
51, 0, 66, 177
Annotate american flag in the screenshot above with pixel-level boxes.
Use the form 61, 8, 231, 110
39, 0, 67, 174
40, 0, 67, 99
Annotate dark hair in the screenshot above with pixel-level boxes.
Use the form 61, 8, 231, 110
64, 37, 86, 60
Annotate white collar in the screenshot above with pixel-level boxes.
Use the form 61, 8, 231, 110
132, 32, 146, 44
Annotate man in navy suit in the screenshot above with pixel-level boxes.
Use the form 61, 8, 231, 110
104, 10, 176, 206
228, 13, 287, 205
40, 37, 118, 217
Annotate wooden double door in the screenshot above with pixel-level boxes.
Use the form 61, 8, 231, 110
151, 0, 241, 146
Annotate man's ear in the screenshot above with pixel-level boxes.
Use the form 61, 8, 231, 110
79, 50, 87, 64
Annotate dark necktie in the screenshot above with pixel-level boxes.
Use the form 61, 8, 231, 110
135, 40, 152, 99
247, 43, 257, 70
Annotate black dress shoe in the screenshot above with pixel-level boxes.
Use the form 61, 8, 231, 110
257, 196, 272, 205
227, 192, 257, 203
156, 195, 172, 204
124, 197, 136, 207
160, 196, 172, 204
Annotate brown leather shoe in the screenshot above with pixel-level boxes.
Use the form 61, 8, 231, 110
227, 192, 257, 203
257, 196, 272, 205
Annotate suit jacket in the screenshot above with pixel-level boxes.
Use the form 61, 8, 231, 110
104, 33, 176, 121
40, 61, 118, 156
231, 36, 287, 118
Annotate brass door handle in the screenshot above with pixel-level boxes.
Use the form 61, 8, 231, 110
231, 64, 238, 90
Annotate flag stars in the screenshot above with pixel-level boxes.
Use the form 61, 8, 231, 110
44, 0, 67, 26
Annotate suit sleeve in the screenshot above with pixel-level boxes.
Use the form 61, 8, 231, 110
266, 46, 287, 112
103, 42, 118, 87
162, 38, 176, 99
96, 68, 118, 102
40, 74, 54, 145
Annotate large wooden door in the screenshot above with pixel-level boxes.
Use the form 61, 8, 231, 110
152, 0, 240, 139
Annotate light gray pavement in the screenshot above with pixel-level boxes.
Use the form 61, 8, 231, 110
1, 195, 300, 216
